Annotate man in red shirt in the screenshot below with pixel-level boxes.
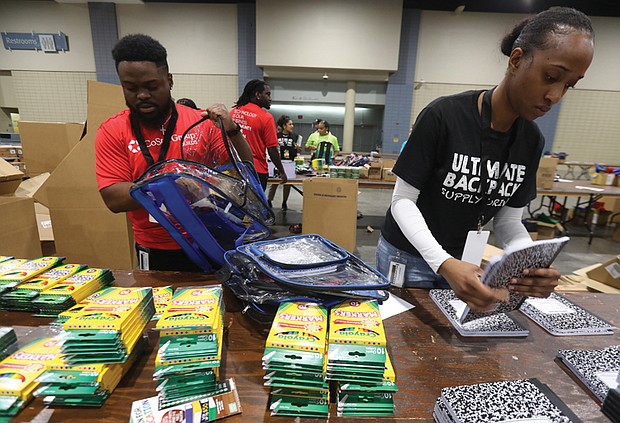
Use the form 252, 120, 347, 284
95, 34, 253, 271
231, 79, 287, 191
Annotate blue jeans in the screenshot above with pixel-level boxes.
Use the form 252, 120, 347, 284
376, 235, 450, 289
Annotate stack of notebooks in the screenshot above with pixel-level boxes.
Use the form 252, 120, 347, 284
429, 289, 529, 337
327, 299, 396, 417
0, 256, 66, 294
520, 292, 616, 336
59, 286, 154, 364
262, 302, 329, 418
33, 339, 145, 407
0, 264, 86, 312
0, 327, 17, 361
153, 286, 224, 409
32, 268, 115, 317
434, 378, 582, 422
0, 337, 64, 419
601, 381, 620, 422
557, 345, 620, 402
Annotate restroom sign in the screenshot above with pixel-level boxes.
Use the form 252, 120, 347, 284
2, 32, 69, 52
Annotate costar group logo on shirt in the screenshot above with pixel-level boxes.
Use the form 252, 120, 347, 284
128, 139, 140, 154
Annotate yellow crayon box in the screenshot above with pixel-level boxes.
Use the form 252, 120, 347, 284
156, 286, 223, 331
266, 302, 328, 354
329, 300, 386, 346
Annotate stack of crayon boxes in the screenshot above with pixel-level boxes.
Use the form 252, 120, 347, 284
32, 268, 115, 317
153, 285, 225, 409
0, 264, 86, 312
263, 302, 329, 418
31, 287, 154, 407
0, 256, 65, 295
0, 337, 64, 419
327, 299, 397, 417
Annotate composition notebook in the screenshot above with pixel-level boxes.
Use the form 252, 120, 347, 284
435, 378, 582, 423
520, 292, 616, 336
459, 236, 569, 324
557, 345, 620, 402
429, 289, 529, 337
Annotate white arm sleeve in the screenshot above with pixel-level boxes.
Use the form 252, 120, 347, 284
492, 206, 532, 248
390, 177, 452, 273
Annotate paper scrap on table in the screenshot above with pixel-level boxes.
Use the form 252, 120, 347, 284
557, 179, 573, 183
575, 185, 605, 192
379, 293, 414, 320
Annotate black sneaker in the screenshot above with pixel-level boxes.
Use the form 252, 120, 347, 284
281, 203, 288, 211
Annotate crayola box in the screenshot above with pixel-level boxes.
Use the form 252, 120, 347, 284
0, 256, 65, 290
33, 268, 114, 316
151, 286, 173, 321
61, 291, 154, 363
1, 264, 86, 312
10, 264, 86, 293
266, 302, 328, 355
156, 286, 223, 332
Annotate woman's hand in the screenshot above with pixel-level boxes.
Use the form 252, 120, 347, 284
438, 258, 509, 312
508, 265, 560, 298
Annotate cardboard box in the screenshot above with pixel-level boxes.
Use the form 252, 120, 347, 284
19, 121, 84, 176
34, 80, 134, 269
586, 256, 620, 290
34, 202, 54, 241
0, 157, 24, 195
359, 164, 370, 179
536, 157, 558, 190
0, 196, 42, 258
368, 160, 382, 180
302, 178, 358, 252
382, 167, 397, 182
380, 158, 396, 169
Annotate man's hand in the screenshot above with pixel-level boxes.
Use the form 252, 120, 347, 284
438, 258, 509, 312
203, 103, 237, 132
508, 265, 560, 298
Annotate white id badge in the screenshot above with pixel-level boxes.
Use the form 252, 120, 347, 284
138, 250, 150, 270
461, 230, 490, 266
388, 257, 406, 288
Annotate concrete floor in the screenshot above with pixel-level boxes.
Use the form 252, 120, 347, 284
267, 186, 619, 276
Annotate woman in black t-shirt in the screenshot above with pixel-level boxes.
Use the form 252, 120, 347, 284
267, 115, 301, 210
377, 7, 595, 312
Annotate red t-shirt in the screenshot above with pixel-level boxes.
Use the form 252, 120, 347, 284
95, 104, 229, 250
230, 103, 278, 174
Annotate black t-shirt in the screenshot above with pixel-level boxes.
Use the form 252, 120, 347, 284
383, 90, 544, 259
278, 132, 299, 161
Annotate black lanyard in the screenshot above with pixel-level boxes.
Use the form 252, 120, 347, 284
477, 88, 518, 230
129, 104, 178, 166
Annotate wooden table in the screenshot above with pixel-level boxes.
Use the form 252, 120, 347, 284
3, 270, 619, 422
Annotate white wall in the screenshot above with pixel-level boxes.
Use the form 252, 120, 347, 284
256, 0, 403, 71
415, 11, 620, 91
117, 3, 238, 75
0, 1, 95, 72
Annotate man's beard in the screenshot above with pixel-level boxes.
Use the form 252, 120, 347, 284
128, 100, 172, 128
